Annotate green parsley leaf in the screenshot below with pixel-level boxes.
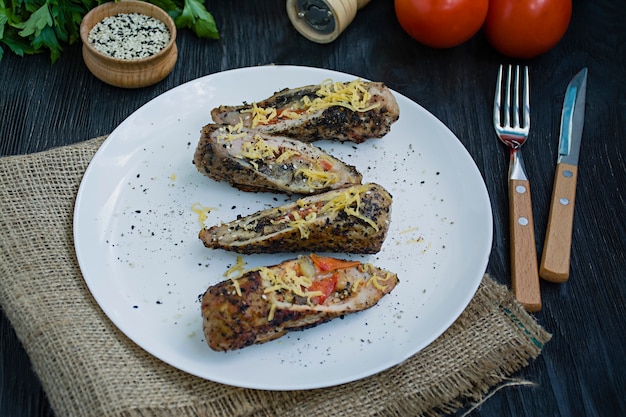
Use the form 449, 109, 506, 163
175, 0, 219, 40
14, 3, 53, 38
32, 22, 62, 61
0, 0, 219, 62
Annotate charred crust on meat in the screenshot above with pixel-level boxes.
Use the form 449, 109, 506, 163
198, 183, 391, 254
201, 255, 399, 351
208, 81, 399, 144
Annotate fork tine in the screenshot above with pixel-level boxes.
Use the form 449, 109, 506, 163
494, 65, 531, 133
502, 65, 512, 126
493, 64, 503, 127
523, 65, 530, 131
513, 65, 520, 128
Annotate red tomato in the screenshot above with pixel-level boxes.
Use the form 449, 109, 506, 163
394, 0, 489, 48
308, 274, 338, 305
484, 0, 572, 59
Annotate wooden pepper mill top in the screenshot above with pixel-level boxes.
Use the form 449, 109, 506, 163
286, 0, 371, 44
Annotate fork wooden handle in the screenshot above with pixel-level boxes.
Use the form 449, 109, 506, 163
509, 178, 542, 312
540, 163, 579, 283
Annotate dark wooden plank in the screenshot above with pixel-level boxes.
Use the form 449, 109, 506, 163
1, 0, 625, 416
0, 309, 53, 417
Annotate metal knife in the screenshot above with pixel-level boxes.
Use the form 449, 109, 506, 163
540, 68, 588, 283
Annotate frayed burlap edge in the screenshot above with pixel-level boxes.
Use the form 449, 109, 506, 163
0, 137, 550, 417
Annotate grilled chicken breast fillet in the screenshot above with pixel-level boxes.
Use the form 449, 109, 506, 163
198, 183, 392, 254
194, 123, 362, 194
202, 254, 399, 351
210, 79, 400, 144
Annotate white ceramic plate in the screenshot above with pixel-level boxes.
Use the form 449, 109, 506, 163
74, 65, 492, 390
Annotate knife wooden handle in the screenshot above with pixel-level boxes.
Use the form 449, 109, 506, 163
509, 178, 542, 312
540, 163, 579, 283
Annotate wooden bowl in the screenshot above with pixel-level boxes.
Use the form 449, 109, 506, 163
80, 0, 178, 88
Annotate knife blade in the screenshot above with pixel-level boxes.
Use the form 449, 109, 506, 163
540, 67, 588, 283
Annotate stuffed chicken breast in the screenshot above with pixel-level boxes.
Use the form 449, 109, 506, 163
210, 79, 400, 144
194, 123, 362, 194
202, 253, 399, 351
198, 183, 392, 254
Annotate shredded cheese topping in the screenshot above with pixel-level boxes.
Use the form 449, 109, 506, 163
316, 186, 379, 230
294, 167, 338, 187
223, 255, 392, 322
305, 79, 380, 113
351, 279, 364, 292
250, 261, 321, 321
286, 209, 319, 239
269, 184, 379, 239
191, 202, 214, 224
215, 122, 340, 187
224, 256, 247, 297
367, 274, 389, 291
361, 263, 395, 291
238, 134, 278, 168
243, 79, 381, 128
216, 121, 247, 141
241, 102, 278, 126
259, 264, 313, 299
275, 149, 301, 164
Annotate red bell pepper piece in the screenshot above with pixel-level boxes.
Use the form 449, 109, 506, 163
309, 253, 361, 272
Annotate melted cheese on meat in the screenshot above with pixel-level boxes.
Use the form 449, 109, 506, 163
275, 149, 301, 164
241, 102, 278, 126
244, 79, 381, 128
254, 260, 322, 320
270, 184, 379, 239
224, 256, 247, 297
294, 167, 338, 187
239, 134, 278, 167
362, 263, 395, 291
215, 125, 335, 183
286, 210, 318, 239
312, 185, 380, 230
226, 255, 391, 321
260, 263, 313, 298
216, 121, 247, 141
305, 78, 381, 113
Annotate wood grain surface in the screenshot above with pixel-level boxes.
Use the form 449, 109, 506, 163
1, 0, 625, 416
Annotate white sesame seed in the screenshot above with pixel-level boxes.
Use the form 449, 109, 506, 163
88, 13, 170, 60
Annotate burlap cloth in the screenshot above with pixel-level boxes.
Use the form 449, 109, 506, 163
0, 136, 551, 417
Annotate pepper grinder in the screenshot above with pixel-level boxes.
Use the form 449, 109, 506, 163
286, 0, 371, 43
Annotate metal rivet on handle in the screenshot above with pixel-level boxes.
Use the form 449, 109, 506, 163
296, 0, 335, 33
563, 170, 573, 178
560, 197, 570, 205
518, 217, 529, 226
515, 185, 527, 194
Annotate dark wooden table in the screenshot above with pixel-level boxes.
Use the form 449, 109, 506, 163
2, 0, 625, 415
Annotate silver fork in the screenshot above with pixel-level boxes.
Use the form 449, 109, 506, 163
493, 64, 541, 312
